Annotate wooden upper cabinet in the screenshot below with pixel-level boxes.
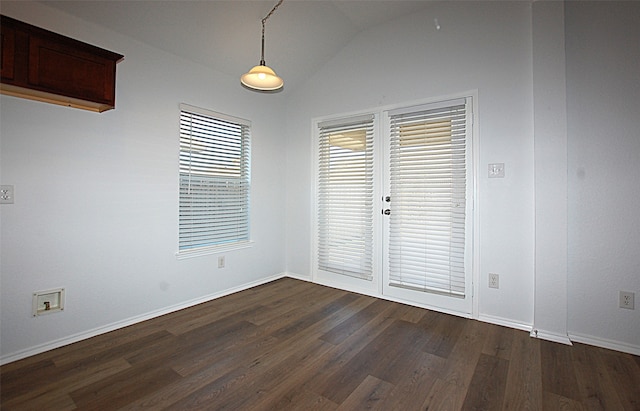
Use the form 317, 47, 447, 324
1, 15, 124, 112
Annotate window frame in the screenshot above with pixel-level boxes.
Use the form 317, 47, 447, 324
176, 103, 253, 259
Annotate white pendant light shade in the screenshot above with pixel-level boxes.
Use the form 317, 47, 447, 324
241, 0, 285, 92
241, 64, 283, 91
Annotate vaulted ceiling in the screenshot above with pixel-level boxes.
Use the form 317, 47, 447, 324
41, 1, 435, 93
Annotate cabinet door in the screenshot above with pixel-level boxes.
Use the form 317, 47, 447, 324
28, 35, 116, 104
1, 25, 16, 81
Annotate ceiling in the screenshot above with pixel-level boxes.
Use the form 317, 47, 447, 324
41, 1, 435, 93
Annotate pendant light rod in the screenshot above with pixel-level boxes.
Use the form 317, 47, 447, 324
240, 0, 285, 91
260, 0, 284, 66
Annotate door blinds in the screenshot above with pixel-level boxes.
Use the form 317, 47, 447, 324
387, 98, 468, 296
179, 104, 251, 251
317, 114, 375, 280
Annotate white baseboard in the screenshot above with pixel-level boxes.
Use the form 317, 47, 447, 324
477, 315, 572, 345
569, 332, 640, 356
529, 329, 572, 346
283, 271, 312, 282
477, 314, 534, 334
1, 273, 287, 365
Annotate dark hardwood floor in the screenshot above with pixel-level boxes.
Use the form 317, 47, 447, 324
2, 278, 639, 410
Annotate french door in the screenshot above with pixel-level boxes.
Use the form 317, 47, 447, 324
315, 96, 473, 316
381, 98, 473, 314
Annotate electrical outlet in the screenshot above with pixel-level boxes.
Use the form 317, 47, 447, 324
0, 185, 14, 204
489, 273, 499, 289
619, 291, 635, 310
218, 256, 225, 269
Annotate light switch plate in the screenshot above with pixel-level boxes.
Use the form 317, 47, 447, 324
488, 163, 505, 178
0, 185, 14, 204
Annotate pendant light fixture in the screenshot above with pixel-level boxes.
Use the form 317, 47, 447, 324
241, 0, 284, 91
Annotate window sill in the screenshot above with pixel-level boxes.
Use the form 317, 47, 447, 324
176, 240, 254, 260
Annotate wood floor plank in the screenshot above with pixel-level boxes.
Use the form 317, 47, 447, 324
2, 278, 639, 411
596, 347, 640, 410
50, 329, 173, 368
422, 378, 468, 410
230, 339, 338, 410
373, 350, 442, 410
0, 358, 57, 402
543, 391, 586, 411
270, 388, 339, 411
123, 329, 179, 365
502, 329, 543, 411
320, 298, 388, 345
249, 281, 349, 326
482, 323, 514, 360
166, 302, 265, 336
3, 391, 76, 411
318, 319, 429, 404
396, 302, 429, 324
119, 354, 249, 409
48, 319, 167, 367
2, 358, 131, 410
159, 363, 251, 410
69, 362, 182, 410
368, 320, 441, 385
335, 374, 395, 411
185, 338, 332, 410
270, 292, 360, 341
541, 340, 583, 402
460, 353, 510, 411
421, 311, 468, 359
169, 322, 275, 377
438, 319, 488, 389
301, 303, 401, 402
571, 342, 625, 410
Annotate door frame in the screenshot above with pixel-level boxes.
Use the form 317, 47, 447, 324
310, 91, 480, 320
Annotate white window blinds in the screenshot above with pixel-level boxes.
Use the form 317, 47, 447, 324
317, 115, 375, 280
179, 104, 251, 252
387, 98, 468, 296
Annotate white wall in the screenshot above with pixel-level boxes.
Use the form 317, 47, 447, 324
284, 1, 640, 355
285, 2, 536, 329
565, 2, 640, 352
0, 2, 287, 362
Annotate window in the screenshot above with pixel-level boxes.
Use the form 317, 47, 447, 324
316, 114, 375, 280
178, 104, 251, 256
